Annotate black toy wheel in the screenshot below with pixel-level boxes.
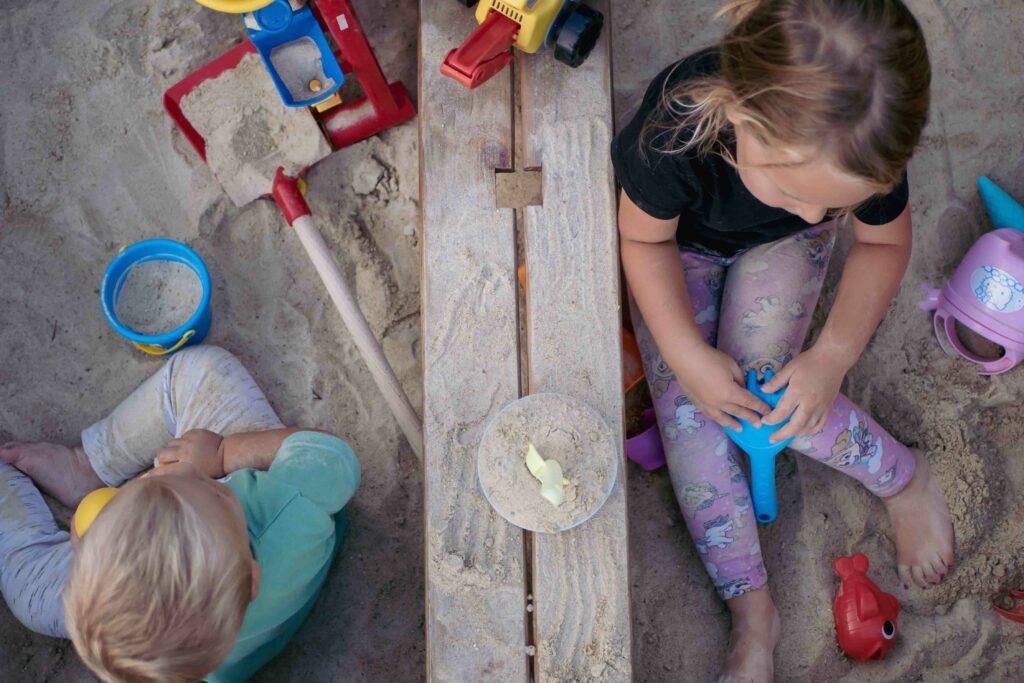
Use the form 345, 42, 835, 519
552, 2, 604, 68
456, 0, 479, 6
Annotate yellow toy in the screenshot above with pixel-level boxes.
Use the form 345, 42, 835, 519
476, 0, 566, 55
72, 463, 168, 537
73, 487, 120, 538
524, 442, 569, 507
192, 0, 274, 12
442, 0, 604, 89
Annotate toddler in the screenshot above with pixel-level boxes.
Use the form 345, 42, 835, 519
0, 345, 359, 682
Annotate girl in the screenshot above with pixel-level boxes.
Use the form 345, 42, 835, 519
613, 1, 955, 680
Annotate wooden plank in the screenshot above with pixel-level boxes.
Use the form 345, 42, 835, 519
518, 1, 633, 679
419, 3, 528, 681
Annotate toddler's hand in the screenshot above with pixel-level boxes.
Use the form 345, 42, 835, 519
761, 346, 844, 442
157, 429, 226, 479
673, 343, 771, 432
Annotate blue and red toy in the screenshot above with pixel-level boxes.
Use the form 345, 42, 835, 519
833, 554, 900, 661
167, 0, 415, 155
723, 369, 793, 524
193, 0, 344, 108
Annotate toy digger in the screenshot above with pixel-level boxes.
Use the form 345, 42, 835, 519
442, 0, 604, 89
172, 0, 415, 148
193, 0, 346, 108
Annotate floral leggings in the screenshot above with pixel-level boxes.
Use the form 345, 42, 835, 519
631, 225, 916, 600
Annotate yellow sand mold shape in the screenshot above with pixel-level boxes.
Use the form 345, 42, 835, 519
524, 442, 569, 507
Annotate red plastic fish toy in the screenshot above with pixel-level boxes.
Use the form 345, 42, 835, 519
833, 554, 900, 661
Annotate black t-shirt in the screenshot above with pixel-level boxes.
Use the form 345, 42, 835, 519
611, 48, 909, 257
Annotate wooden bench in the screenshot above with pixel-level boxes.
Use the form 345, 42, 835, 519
420, 1, 631, 680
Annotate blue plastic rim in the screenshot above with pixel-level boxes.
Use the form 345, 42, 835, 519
100, 239, 212, 355
247, 2, 344, 107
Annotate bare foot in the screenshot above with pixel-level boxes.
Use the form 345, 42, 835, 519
717, 588, 781, 683
882, 448, 955, 589
0, 442, 104, 508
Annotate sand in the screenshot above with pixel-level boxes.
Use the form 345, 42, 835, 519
2, 0, 1024, 681
115, 260, 203, 335
179, 51, 333, 207
614, 2, 1024, 681
477, 393, 618, 533
0, 1, 423, 681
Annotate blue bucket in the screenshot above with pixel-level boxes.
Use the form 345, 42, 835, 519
101, 239, 212, 356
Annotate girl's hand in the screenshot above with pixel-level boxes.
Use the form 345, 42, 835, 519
157, 429, 226, 479
673, 343, 772, 432
761, 346, 845, 442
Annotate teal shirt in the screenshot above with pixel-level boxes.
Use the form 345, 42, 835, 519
206, 432, 360, 683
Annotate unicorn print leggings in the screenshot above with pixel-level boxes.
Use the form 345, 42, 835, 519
631, 224, 916, 600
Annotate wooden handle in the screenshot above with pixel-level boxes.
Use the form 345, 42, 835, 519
291, 215, 424, 460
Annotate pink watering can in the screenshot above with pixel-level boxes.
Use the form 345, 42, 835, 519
920, 177, 1024, 375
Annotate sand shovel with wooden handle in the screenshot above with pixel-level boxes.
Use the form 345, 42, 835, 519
163, 37, 421, 459
271, 169, 424, 459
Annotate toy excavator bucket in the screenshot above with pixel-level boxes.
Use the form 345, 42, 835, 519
441, 10, 518, 89
442, 0, 605, 89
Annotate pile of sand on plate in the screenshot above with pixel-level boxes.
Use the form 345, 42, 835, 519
477, 393, 618, 534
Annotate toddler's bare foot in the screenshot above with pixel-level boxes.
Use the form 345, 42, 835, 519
0, 442, 104, 508
882, 448, 955, 589
717, 588, 780, 683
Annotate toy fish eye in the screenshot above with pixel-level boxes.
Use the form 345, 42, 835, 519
882, 620, 896, 640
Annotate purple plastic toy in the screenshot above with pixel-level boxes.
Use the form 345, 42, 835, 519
920, 177, 1024, 374
626, 409, 666, 471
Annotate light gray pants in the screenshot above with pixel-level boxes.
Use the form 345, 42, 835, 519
0, 346, 283, 637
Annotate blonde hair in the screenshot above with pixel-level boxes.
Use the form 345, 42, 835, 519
64, 477, 251, 683
645, 0, 931, 194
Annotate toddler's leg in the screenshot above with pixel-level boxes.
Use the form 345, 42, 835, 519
0, 463, 72, 638
83, 345, 284, 486
160, 345, 285, 436
631, 252, 766, 600
719, 225, 952, 587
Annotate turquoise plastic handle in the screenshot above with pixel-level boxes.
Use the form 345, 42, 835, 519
749, 450, 779, 523
724, 369, 793, 524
